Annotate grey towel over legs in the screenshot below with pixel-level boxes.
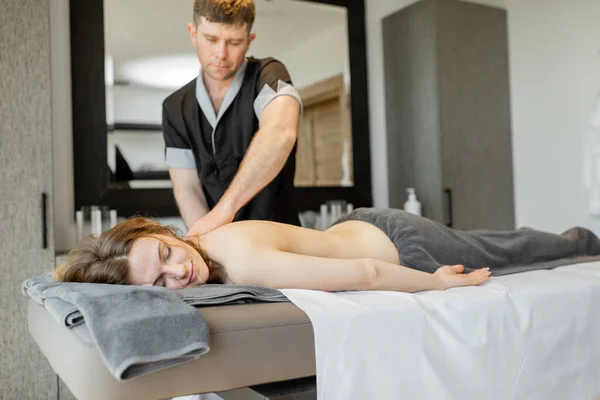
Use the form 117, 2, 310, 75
333, 208, 600, 275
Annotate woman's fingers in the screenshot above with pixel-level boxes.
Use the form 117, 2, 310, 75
452, 264, 465, 273
436, 265, 491, 288
467, 267, 491, 284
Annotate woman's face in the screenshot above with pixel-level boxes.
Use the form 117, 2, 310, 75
127, 235, 209, 289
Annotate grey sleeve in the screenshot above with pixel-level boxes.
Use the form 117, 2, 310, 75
165, 148, 196, 169
253, 80, 303, 120
163, 103, 197, 169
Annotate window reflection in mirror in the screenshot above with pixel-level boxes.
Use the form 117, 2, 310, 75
104, 0, 352, 189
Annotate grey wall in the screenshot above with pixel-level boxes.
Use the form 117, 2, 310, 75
0, 0, 57, 398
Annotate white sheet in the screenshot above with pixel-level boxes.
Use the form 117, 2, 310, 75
282, 262, 600, 400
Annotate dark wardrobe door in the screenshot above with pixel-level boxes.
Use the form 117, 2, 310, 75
383, 0, 515, 230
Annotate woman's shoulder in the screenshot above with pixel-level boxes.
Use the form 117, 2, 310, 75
202, 222, 282, 284
203, 221, 274, 258
204, 222, 254, 249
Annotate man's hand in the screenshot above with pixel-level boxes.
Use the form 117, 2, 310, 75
185, 203, 235, 238
433, 264, 491, 289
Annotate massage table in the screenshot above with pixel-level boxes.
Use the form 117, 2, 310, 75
28, 300, 317, 400
29, 262, 600, 400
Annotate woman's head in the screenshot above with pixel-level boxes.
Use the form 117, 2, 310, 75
54, 217, 224, 288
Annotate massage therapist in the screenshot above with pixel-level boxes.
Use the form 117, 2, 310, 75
162, 0, 303, 237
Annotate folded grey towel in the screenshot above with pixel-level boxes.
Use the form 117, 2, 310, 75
23, 273, 209, 380
178, 284, 288, 306
22, 274, 289, 380
23, 275, 289, 327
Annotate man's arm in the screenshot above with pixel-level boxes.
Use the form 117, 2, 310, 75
220, 95, 299, 213
186, 95, 300, 237
169, 167, 210, 229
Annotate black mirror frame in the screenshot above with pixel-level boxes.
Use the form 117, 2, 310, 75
70, 0, 372, 217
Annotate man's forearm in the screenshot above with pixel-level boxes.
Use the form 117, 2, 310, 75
219, 127, 296, 213
173, 186, 210, 229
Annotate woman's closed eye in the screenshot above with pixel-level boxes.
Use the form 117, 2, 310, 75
153, 244, 171, 287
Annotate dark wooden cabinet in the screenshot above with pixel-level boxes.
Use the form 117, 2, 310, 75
383, 0, 515, 230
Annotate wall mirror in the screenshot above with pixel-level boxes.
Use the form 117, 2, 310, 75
71, 0, 371, 217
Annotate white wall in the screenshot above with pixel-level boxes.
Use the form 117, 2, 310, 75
366, 0, 600, 233
365, 0, 415, 210
276, 23, 349, 90
109, 85, 171, 124
505, 0, 600, 233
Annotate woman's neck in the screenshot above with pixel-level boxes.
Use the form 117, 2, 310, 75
191, 233, 230, 284
193, 234, 212, 256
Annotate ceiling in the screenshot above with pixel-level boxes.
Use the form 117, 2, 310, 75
104, 0, 346, 87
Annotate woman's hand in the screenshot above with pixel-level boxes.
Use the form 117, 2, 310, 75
434, 264, 491, 290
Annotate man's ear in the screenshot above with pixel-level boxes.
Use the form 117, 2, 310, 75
187, 22, 197, 46
248, 33, 256, 45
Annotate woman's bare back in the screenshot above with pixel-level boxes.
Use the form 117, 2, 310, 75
201, 219, 401, 267
195, 217, 490, 292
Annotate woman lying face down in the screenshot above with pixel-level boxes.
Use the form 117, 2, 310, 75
54, 212, 493, 293
56, 207, 600, 291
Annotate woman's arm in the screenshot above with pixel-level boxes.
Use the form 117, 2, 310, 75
227, 248, 489, 292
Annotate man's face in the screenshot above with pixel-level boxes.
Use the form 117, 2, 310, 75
188, 17, 255, 82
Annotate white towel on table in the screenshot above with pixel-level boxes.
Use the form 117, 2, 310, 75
282, 263, 600, 400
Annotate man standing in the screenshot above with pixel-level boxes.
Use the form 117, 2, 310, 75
163, 0, 302, 237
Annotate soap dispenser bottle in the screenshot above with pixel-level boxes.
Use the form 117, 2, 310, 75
404, 188, 422, 216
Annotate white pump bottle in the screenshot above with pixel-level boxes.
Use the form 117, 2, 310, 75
403, 188, 422, 216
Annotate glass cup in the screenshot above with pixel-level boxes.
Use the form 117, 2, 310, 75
76, 205, 118, 241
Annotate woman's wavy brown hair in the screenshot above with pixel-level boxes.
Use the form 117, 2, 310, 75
54, 216, 224, 285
